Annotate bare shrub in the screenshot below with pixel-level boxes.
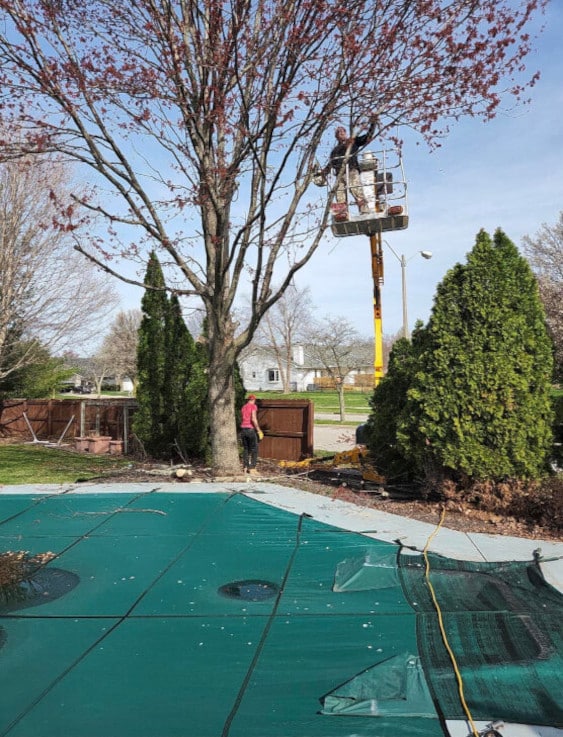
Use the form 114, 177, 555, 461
0, 551, 55, 605
431, 475, 563, 533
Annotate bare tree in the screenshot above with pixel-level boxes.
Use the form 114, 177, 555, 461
0, 156, 120, 381
523, 213, 563, 377
0, 0, 547, 472
305, 316, 373, 420
81, 354, 112, 397
249, 284, 314, 393
97, 309, 142, 389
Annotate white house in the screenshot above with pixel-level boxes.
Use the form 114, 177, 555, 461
238, 343, 372, 392
238, 344, 320, 392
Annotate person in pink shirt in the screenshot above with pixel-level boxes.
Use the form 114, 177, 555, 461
240, 394, 263, 475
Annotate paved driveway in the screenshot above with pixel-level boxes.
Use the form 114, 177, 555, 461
314, 414, 367, 452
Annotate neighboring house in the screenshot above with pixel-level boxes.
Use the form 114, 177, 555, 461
59, 373, 92, 393
238, 344, 372, 392
121, 377, 134, 394
60, 373, 133, 394
238, 345, 314, 392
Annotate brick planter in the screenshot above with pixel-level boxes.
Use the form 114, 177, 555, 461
74, 437, 90, 453
87, 436, 112, 454
109, 440, 124, 455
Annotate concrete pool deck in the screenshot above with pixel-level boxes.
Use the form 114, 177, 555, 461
3, 481, 561, 583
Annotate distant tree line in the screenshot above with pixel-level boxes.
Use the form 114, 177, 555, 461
0, 155, 120, 400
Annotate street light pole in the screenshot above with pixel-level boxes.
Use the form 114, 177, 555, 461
400, 253, 409, 340
385, 243, 432, 339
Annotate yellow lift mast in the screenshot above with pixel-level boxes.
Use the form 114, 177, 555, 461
280, 149, 409, 480
370, 231, 385, 385
328, 146, 409, 385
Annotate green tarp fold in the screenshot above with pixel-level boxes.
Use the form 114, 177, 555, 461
320, 652, 436, 717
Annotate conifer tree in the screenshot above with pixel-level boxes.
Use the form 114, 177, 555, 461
1, 0, 544, 476
135, 257, 213, 461
162, 295, 195, 456
182, 319, 247, 463
133, 252, 169, 457
369, 229, 554, 482
182, 340, 211, 461
134, 257, 248, 461
366, 336, 418, 481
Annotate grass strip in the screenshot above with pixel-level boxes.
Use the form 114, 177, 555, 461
0, 444, 131, 485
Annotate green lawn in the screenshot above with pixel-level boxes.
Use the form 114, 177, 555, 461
254, 390, 371, 414
0, 445, 132, 485
55, 389, 372, 416
254, 387, 563, 417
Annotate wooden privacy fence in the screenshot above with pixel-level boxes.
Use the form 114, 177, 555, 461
0, 399, 137, 453
0, 398, 314, 461
256, 398, 314, 461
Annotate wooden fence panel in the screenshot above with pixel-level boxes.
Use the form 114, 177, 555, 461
0, 399, 78, 439
256, 399, 313, 461
1, 397, 313, 461
0, 399, 137, 451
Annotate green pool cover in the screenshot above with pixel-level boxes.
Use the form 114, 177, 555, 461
0, 490, 561, 736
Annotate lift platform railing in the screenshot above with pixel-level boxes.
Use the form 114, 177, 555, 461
327, 147, 409, 237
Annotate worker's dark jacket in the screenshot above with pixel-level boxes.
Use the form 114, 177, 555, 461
329, 133, 371, 174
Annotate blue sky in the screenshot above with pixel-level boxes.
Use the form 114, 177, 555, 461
295, 0, 563, 339
111, 1, 562, 343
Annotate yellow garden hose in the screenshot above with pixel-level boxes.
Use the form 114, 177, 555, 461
423, 507, 480, 737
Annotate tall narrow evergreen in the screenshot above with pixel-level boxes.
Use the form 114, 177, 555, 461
181, 318, 247, 464
133, 252, 169, 457
163, 294, 196, 457
369, 229, 554, 482
182, 339, 211, 460
134, 257, 247, 461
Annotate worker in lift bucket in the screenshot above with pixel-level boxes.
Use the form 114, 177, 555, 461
322, 117, 378, 216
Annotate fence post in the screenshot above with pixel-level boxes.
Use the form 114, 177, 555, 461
123, 404, 129, 454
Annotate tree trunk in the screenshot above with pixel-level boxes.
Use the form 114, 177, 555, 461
207, 333, 241, 476
283, 348, 293, 393
337, 384, 346, 422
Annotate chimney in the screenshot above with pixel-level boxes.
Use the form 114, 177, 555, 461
293, 344, 304, 366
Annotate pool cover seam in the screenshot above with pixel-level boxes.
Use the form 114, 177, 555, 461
0, 487, 79, 527
1, 488, 159, 737
0, 488, 161, 541
220, 511, 307, 737
2, 493, 428, 734
1, 610, 418, 620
